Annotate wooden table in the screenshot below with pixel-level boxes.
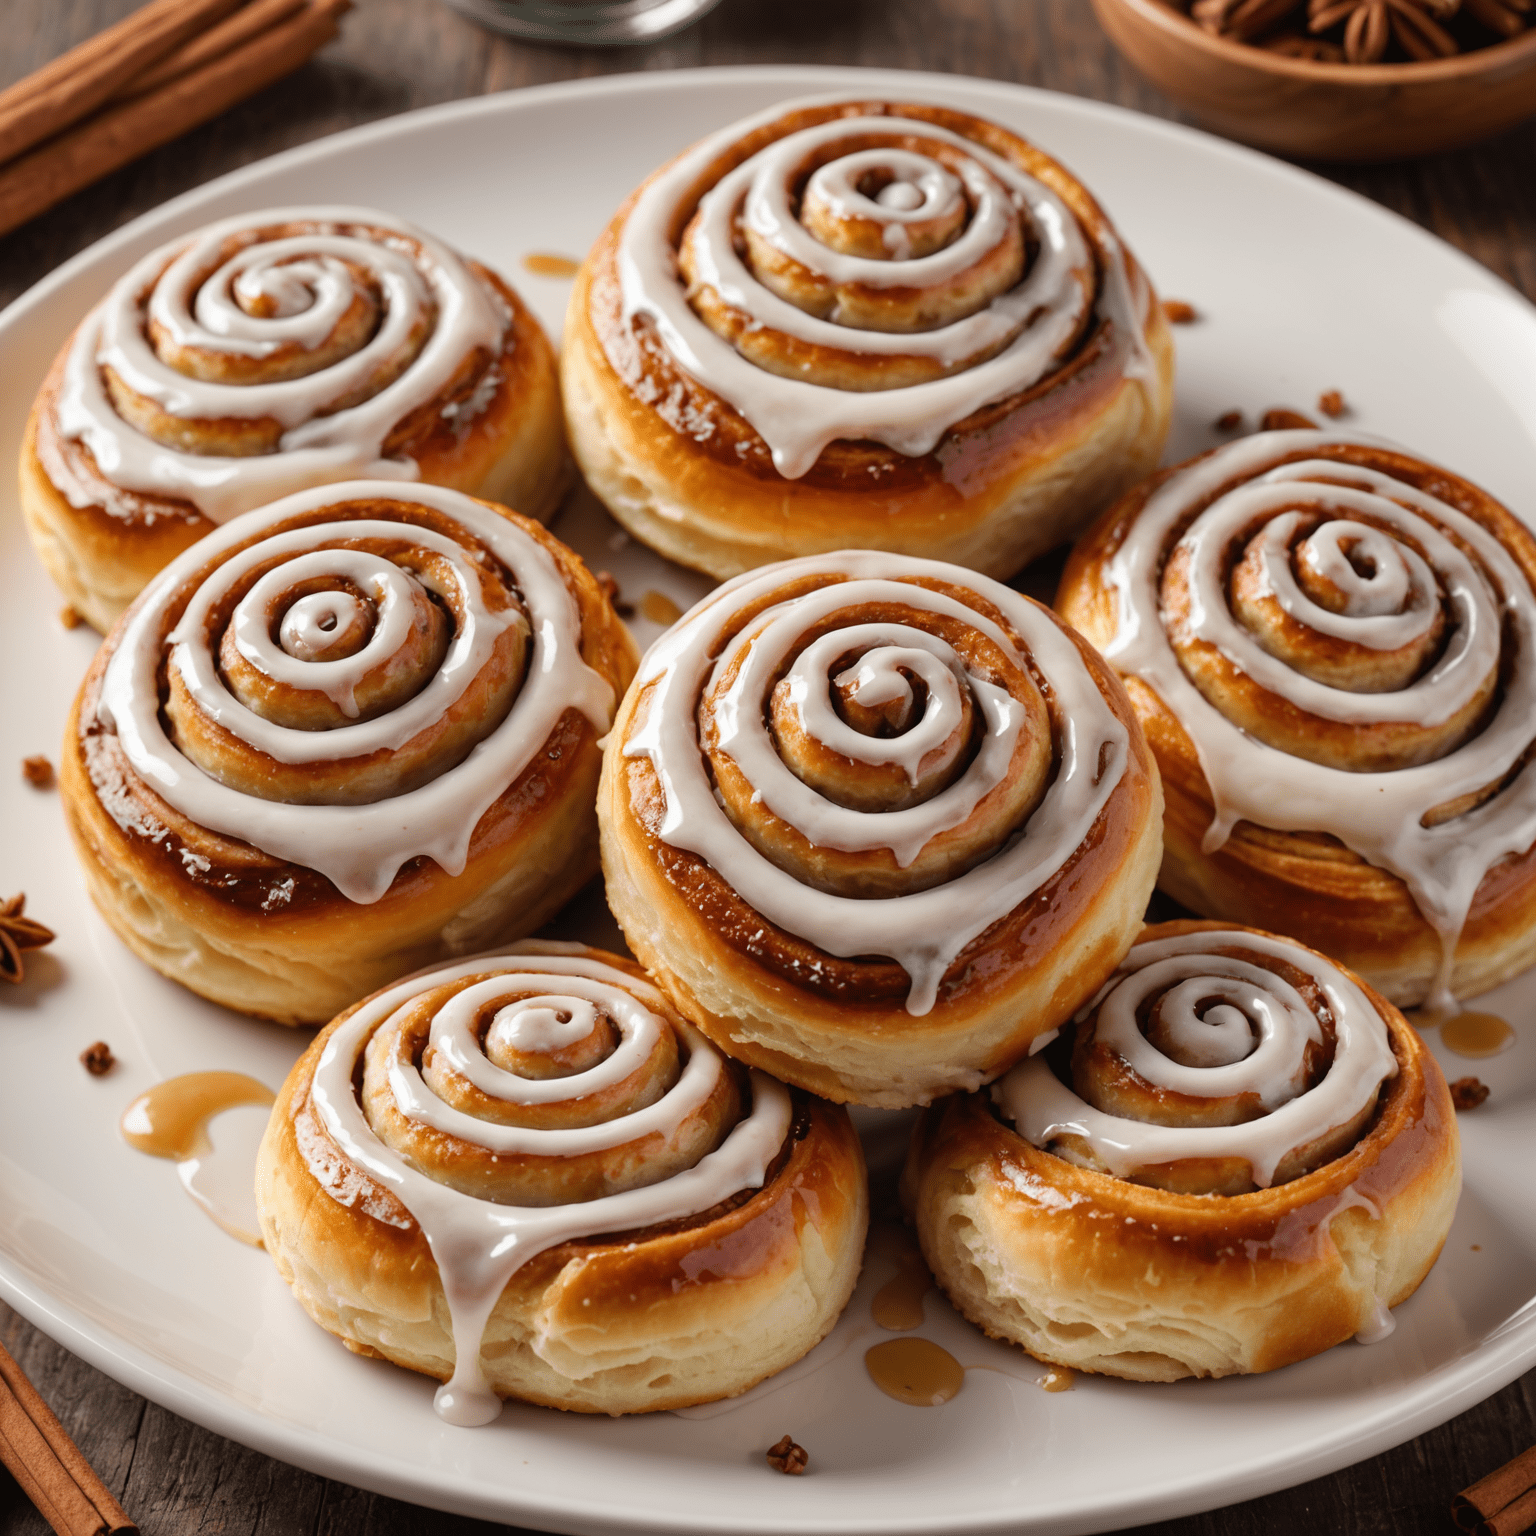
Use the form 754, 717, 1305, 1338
1, 2, 1533, 1532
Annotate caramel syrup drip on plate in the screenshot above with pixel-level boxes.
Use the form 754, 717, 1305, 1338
871, 1234, 932, 1331
1439, 1011, 1515, 1059
522, 253, 580, 277
864, 1338, 965, 1407
120, 1071, 275, 1160
862, 1226, 1076, 1404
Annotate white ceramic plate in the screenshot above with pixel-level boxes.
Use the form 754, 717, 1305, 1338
1, 65, 1533, 1536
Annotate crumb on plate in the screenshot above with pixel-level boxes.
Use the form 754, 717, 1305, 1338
766, 1435, 808, 1475
22, 755, 54, 789
81, 1041, 116, 1077
1449, 1077, 1490, 1111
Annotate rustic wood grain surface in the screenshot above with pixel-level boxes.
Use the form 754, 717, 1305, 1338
1, 1, 1533, 1532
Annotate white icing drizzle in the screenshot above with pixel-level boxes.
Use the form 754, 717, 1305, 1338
804, 636, 972, 785
997, 929, 1399, 1189
622, 550, 1129, 1014
276, 590, 369, 668
718, 617, 1022, 866
1355, 1296, 1397, 1344
616, 98, 1153, 478
97, 481, 614, 904
308, 946, 792, 1426
1105, 430, 1536, 1010
53, 207, 509, 523
802, 149, 965, 262
484, 996, 600, 1059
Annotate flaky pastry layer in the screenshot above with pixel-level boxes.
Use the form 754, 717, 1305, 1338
563, 100, 1174, 582
903, 974, 1459, 1381
60, 500, 636, 1026
22, 265, 568, 633
256, 1006, 868, 1414
1058, 439, 1536, 1007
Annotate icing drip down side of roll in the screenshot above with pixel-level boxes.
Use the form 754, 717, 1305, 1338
617, 97, 1154, 478
51, 207, 510, 522
997, 928, 1400, 1193
304, 945, 792, 1424
1102, 430, 1536, 1009
96, 481, 615, 903
621, 550, 1130, 1014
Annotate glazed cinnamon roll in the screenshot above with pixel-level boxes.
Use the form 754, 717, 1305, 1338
598, 550, 1163, 1108
22, 207, 569, 632
60, 482, 635, 1026
904, 921, 1460, 1381
1057, 430, 1536, 1011
256, 941, 867, 1418
564, 98, 1174, 581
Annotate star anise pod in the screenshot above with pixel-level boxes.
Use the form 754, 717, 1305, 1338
1309, 0, 1459, 61
0, 894, 55, 984
1262, 29, 1348, 53
1193, 0, 1307, 38
1463, 0, 1532, 35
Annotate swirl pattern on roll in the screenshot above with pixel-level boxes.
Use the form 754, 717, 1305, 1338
622, 550, 1129, 1014
52, 208, 509, 522
1103, 430, 1536, 1006
307, 944, 792, 1424
618, 99, 1153, 477
998, 928, 1400, 1193
98, 481, 614, 903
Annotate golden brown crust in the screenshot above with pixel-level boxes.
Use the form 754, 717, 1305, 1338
904, 922, 1461, 1380
22, 262, 568, 634
598, 582, 1164, 1108
1057, 440, 1536, 1006
255, 952, 869, 1415
60, 496, 637, 1026
563, 99, 1174, 581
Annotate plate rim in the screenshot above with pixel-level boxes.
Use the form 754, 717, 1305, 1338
2, 61, 1534, 1536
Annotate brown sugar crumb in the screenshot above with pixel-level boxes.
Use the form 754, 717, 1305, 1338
22, 755, 54, 789
1162, 299, 1199, 324
1317, 389, 1347, 418
1449, 1076, 1490, 1111
1261, 407, 1319, 431
59, 605, 83, 630
1215, 410, 1244, 432
80, 1041, 116, 1077
595, 570, 635, 619
766, 1435, 808, 1475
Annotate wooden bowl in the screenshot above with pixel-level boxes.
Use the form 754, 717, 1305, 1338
1090, 0, 1536, 161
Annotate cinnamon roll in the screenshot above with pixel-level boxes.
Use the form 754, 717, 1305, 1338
598, 550, 1163, 1108
22, 207, 569, 633
904, 920, 1460, 1381
1057, 430, 1536, 1010
60, 482, 635, 1026
563, 98, 1174, 581
255, 941, 867, 1418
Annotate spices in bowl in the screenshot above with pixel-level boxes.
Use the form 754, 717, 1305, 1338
1092, 0, 1536, 159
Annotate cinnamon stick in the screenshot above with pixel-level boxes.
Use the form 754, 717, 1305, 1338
0, 0, 350, 241
117, 0, 310, 101
0, 0, 246, 167
1454, 1444, 1536, 1535
0, 1339, 136, 1536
